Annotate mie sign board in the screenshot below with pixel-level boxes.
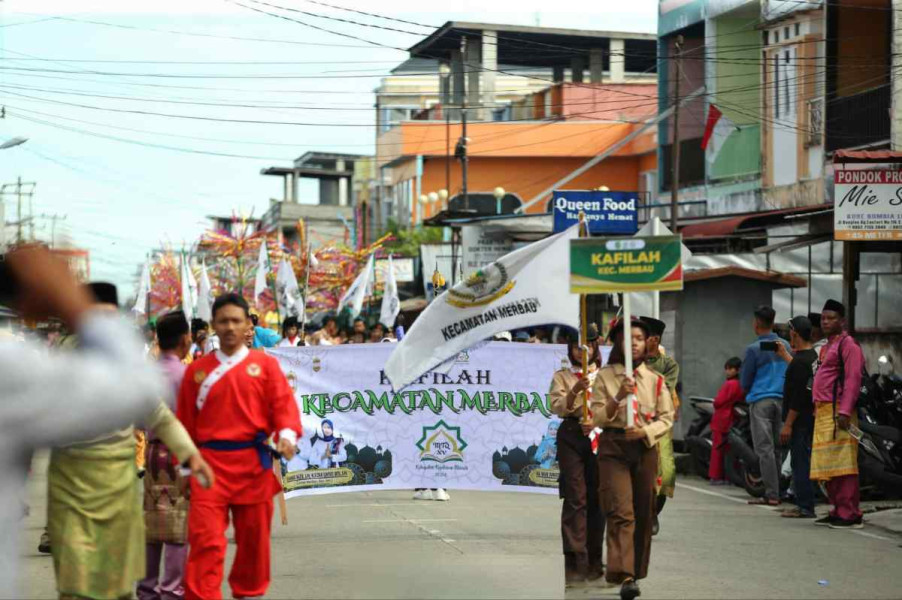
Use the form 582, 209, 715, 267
834, 170, 902, 241
552, 190, 639, 235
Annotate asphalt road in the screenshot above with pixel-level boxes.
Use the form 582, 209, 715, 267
19, 454, 902, 599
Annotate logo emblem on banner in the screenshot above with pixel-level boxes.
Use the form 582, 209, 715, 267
416, 420, 468, 463
446, 263, 515, 308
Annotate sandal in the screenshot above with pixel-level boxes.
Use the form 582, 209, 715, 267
748, 497, 780, 506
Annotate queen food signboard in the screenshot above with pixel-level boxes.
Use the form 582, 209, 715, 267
569, 235, 684, 294
552, 190, 639, 235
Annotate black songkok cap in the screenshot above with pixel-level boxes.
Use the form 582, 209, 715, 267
639, 316, 666, 337
807, 313, 822, 328
87, 282, 118, 306
822, 299, 846, 317
607, 317, 650, 342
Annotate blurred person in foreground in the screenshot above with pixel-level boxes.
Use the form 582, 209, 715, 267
810, 300, 865, 529
177, 294, 301, 599
46, 283, 214, 600
549, 326, 604, 588
138, 312, 202, 600
590, 318, 673, 600
0, 247, 167, 598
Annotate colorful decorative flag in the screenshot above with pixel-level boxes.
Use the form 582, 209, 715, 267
196, 260, 213, 322
338, 253, 374, 319
132, 261, 151, 314
384, 225, 579, 391
380, 255, 400, 328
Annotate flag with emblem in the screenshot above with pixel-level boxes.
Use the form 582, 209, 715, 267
338, 253, 374, 319
133, 260, 151, 314
180, 251, 197, 322
384, 225, 579, 391
196, 260, 213, 322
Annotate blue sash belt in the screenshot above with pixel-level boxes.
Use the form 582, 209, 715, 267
201, 432, 279, 470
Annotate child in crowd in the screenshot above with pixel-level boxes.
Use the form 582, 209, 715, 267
709, 357, 745, 485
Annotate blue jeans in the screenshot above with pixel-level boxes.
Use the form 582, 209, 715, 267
790, 413, 815, 514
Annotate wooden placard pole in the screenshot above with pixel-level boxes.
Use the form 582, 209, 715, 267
578, 212, 591, 425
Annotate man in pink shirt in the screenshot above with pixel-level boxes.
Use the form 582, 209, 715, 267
809, 299, 865, 529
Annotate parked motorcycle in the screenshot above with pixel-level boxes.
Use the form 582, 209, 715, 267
726, 404, 791, 498
684, 396, 714, 478
855, 355, 902, 496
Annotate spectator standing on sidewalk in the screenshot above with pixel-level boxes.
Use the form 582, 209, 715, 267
740, 305, 791, 506
810, 300, 865, 529
708, 357, 744, 484
775, 316, 818, 519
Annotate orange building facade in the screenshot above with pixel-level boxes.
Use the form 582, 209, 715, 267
378, 119, 658, 224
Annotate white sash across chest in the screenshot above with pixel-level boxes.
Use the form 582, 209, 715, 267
197, 346, 250, 410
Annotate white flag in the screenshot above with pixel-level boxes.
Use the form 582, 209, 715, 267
254, 240, 269, 303
338, 253, 374, 319
132, 261, 151, 314
385, 225, 579, 391
380, 255, 400, 328
275, 259, 303, 319
196, 260, 213, 322
180, 253, 198, 322
308, 247, 319, 270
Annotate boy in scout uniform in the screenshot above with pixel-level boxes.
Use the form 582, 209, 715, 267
640, 316, 680, 535
591, 318, 674, 600
548, 326, 604, 588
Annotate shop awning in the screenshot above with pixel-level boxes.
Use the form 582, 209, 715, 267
833, 149, 902, 163
680, 205, 832, 239
685, 266, 806, 288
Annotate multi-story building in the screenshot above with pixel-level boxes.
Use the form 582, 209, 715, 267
656, 0, 901, 366
374, 22, 660, 229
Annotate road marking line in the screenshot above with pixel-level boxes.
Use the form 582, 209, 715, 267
362, 518, 459, 524
326, 503, 438, 508
678, 483, 898, 542
851, 530, 894, 542
676, 482, 778, 510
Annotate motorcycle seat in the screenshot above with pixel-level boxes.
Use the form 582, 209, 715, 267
859, 421, 902, 443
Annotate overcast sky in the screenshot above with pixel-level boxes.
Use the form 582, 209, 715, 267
0, 0, 657, 297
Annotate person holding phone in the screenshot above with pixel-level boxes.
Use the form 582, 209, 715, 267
739, 305, 791, 506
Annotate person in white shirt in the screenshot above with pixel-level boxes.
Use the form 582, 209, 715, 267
0, 246, 169, 599
277, 316, 301, 348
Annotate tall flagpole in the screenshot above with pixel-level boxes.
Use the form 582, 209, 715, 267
301, 241, 313, 338
578, 212, 591, 425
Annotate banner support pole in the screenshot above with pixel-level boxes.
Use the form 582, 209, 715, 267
623, 292, 636, 428
578, 212, 591, 425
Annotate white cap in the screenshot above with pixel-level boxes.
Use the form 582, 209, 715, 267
494, 331, 512, 342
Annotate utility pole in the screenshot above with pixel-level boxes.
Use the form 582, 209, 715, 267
670, 35, 683, 232
459, 36, 469, 211
0, 177, 37, 244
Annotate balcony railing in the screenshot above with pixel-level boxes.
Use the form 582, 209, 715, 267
825, 85, 890, 152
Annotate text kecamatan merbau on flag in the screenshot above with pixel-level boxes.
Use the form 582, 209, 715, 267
384, 225, 579, 391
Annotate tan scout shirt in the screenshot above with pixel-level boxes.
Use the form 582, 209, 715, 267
549, 365, 598, 418
590, 362, 674, 448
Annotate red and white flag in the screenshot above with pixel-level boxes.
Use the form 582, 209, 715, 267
701, 104, 737, 164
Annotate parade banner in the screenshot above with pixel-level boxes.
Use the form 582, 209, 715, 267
833, 169, 902, 241
268, 343, 569, 498
570, 235, 684, 293
552, 190, 639, 235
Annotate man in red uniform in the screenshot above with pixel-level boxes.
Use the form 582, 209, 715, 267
177, 293, 301, 599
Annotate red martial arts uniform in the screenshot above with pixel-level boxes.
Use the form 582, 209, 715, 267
176, 346, 301, 600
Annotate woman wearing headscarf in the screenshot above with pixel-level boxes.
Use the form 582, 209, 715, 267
534, 420, 560, 470
308, 420, 347, 469
548, 326, 604, 588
